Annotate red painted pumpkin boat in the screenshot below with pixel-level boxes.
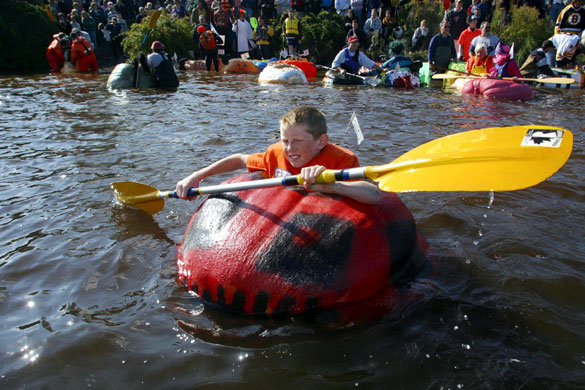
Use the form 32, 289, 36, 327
276, 59, 317, 78
460, 78, 534, 100
177, 172, 434, 322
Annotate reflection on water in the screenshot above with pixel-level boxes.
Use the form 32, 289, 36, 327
0, 70, 584, 388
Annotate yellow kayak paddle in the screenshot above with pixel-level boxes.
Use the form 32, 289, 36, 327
431, 73, 576, 84
141, 9, 162, 47
111, 125, 573, 214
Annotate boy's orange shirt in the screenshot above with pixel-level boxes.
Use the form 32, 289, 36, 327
247, 142, 360, 178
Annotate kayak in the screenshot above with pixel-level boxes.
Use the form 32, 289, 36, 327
461, 78, 534, 100
258, 62, 308, 84
176, 172, 433, 323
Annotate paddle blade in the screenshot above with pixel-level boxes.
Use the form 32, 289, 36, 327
111, 181, 164, 214
365, 77, 382, 87
367, 126, 573, 192
533, 77, 575, 84
149, 9, 162, 29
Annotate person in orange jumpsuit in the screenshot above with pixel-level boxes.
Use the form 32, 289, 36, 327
70, 31, 99, 72
46, 33, 68, 72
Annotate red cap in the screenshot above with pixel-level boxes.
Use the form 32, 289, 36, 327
239, 9, 245, 15
348, 35, 359, 43
151, 40, 165, 52
196, 25, 206, 33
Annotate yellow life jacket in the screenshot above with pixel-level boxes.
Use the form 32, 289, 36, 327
470, 64, 487, 75
285, 18, 299, 36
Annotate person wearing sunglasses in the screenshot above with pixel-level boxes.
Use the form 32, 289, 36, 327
428, 20, 457, 72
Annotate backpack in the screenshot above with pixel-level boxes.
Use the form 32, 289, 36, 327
200, 30, 217, 50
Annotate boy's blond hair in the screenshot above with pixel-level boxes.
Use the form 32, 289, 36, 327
279, 106, 328, 139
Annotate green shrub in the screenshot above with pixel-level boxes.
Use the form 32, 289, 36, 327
298, 11, 348, 64
0, 0, 59, 73
491, 5, 552, 66
122, 13, 194, 61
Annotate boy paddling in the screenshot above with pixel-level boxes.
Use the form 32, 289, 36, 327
175, 106, 381, 204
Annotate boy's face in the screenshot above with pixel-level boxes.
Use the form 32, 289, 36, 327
280, 124, 327, 168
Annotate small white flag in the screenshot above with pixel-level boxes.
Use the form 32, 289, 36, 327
350, 111, 364, 145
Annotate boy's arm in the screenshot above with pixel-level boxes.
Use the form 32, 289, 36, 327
175, 153, 249, 199
310, 181, 382, 205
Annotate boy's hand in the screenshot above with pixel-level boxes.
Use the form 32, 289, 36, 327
300, 165, 327, 189
175, 172, 203, 200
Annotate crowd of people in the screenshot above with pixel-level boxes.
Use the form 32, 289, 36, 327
45, 0, 585, 81
425, 0, 585, 79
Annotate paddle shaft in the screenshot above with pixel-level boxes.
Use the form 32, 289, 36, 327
155, 168, 368, 200
432, 73, 575, 84
316, 64, 381, 86
316, 64, 366, 80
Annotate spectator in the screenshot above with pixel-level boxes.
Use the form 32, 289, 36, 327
347, 19, 368, 47
276, 0, 292, 16
233, 9, 254, 57
90, 2, 107, 24
190, 1, 211, 25
253, 15, 275, 58
258, 0, 275, 19
555, 0, 585, 35
81, 10, 98, 48
171, 0, 187, 17
457, 14, 480, 61
445, 0, 468, 47
469, 20, 499, 57
363, 7, 382, 49
291, 0, 306, 16
106, 15, 124, 63
335, 0, 350, 16
350, 0, 364, 22
283, 9, 302, 57
242, 0, 259, 17
411, 19, 429, 52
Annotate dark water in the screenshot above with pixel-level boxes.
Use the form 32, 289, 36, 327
1, 70, 584, 389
